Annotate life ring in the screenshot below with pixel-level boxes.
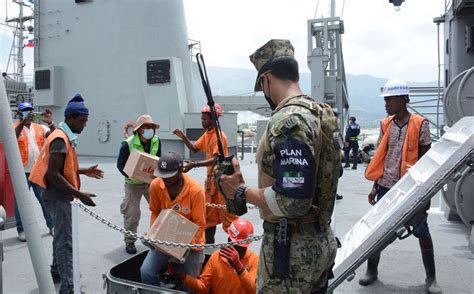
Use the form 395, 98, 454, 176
123, 121, 136, 138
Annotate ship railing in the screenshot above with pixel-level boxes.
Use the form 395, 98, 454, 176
2, 78, 34, 114
407, 86, 444, 141
188, 39, 201, 60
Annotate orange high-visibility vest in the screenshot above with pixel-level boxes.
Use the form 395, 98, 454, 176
13, 122, 46, 167
365, 114, 426, 182
29, 129, 80, 189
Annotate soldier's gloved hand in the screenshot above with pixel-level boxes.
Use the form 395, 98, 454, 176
220, 246, 244, 273
218, 158, 245, 200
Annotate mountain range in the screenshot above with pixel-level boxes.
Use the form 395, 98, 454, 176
207, 66, 437, 128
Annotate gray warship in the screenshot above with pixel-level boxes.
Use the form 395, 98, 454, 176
0, 0, 473, 293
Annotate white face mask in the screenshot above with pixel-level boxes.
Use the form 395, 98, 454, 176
141, 128, 154, 140
21, 111, 31, 119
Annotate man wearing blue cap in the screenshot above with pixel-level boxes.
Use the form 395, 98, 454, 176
13, 102, 54, 242
29, 94, 104, 294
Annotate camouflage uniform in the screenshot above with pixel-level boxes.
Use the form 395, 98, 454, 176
250, 40, 340, 293
255, 96, 338, 293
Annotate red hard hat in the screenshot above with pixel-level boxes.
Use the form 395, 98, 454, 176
227, 218, 254, 247
201, 103, 223, 117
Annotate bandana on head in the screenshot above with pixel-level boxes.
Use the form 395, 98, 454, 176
64, 94, 89, 117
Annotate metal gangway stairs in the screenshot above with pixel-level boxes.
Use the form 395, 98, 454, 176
408, 86, 444, 141
329, 116, 474, 292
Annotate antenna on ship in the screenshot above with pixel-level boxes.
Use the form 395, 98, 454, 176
2, 0, 34, 82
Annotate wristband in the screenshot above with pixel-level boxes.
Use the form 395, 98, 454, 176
234, 184, 248, 203
236, 266, 246, 275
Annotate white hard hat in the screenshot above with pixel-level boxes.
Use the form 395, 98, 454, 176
380, 78, 410, 97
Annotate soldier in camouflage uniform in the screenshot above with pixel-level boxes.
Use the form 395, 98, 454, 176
219, 39, 341, 293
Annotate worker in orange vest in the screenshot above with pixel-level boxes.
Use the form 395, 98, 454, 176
361, 79, 440, 293
173, 103, 237, 266
172, 218, 259, 294
29, 94, 104, 294
13, 102, 54, 242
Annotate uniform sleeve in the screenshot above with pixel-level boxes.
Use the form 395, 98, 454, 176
194, 133, 205, 151
149, 180, 162, 226
191, 184, 206, 245
419, 120, 432, 146
265, 112, 318, 218
238, 253, 258, 293
182, 252, 215, 293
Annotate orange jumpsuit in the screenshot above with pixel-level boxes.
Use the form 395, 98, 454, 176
194, 129, 237, 230
183, 249, 259, 294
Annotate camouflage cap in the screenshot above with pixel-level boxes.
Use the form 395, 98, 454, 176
249, 39, 295, 91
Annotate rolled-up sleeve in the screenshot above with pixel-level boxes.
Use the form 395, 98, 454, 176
419, 120, 431, 146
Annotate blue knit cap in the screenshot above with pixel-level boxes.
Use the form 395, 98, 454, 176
64, 94, 89, 117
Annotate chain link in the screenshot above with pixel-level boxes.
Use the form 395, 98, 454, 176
73, 201, 262, 249
205, 202, 259, 210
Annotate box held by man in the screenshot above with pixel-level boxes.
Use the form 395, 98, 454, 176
123, 149, 159, 184
147, 209, 198, 262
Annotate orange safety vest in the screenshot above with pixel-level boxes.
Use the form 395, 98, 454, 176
365, 114, 426, 182
29, 129, 80, 190
13, 122, 46, 167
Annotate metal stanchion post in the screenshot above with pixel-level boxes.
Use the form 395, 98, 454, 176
72, 203, 81, 293
0, 230, 3, 294
0, 205, 4, 294
250, 140, 255, 164
0, 75, 55, 293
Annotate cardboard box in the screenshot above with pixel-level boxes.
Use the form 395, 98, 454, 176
147, 209, 199, 262
123, 149, 159, 184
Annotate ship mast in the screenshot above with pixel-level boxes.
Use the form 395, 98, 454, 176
4, 0, 33, 82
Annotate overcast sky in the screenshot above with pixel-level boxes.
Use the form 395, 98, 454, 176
1, 0, 446, 82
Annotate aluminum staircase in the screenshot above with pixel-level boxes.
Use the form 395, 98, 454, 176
329, 116, 474, 291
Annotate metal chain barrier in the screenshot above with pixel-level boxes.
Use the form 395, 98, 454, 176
205, 202, 259, 210
73, 200, 263, 249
